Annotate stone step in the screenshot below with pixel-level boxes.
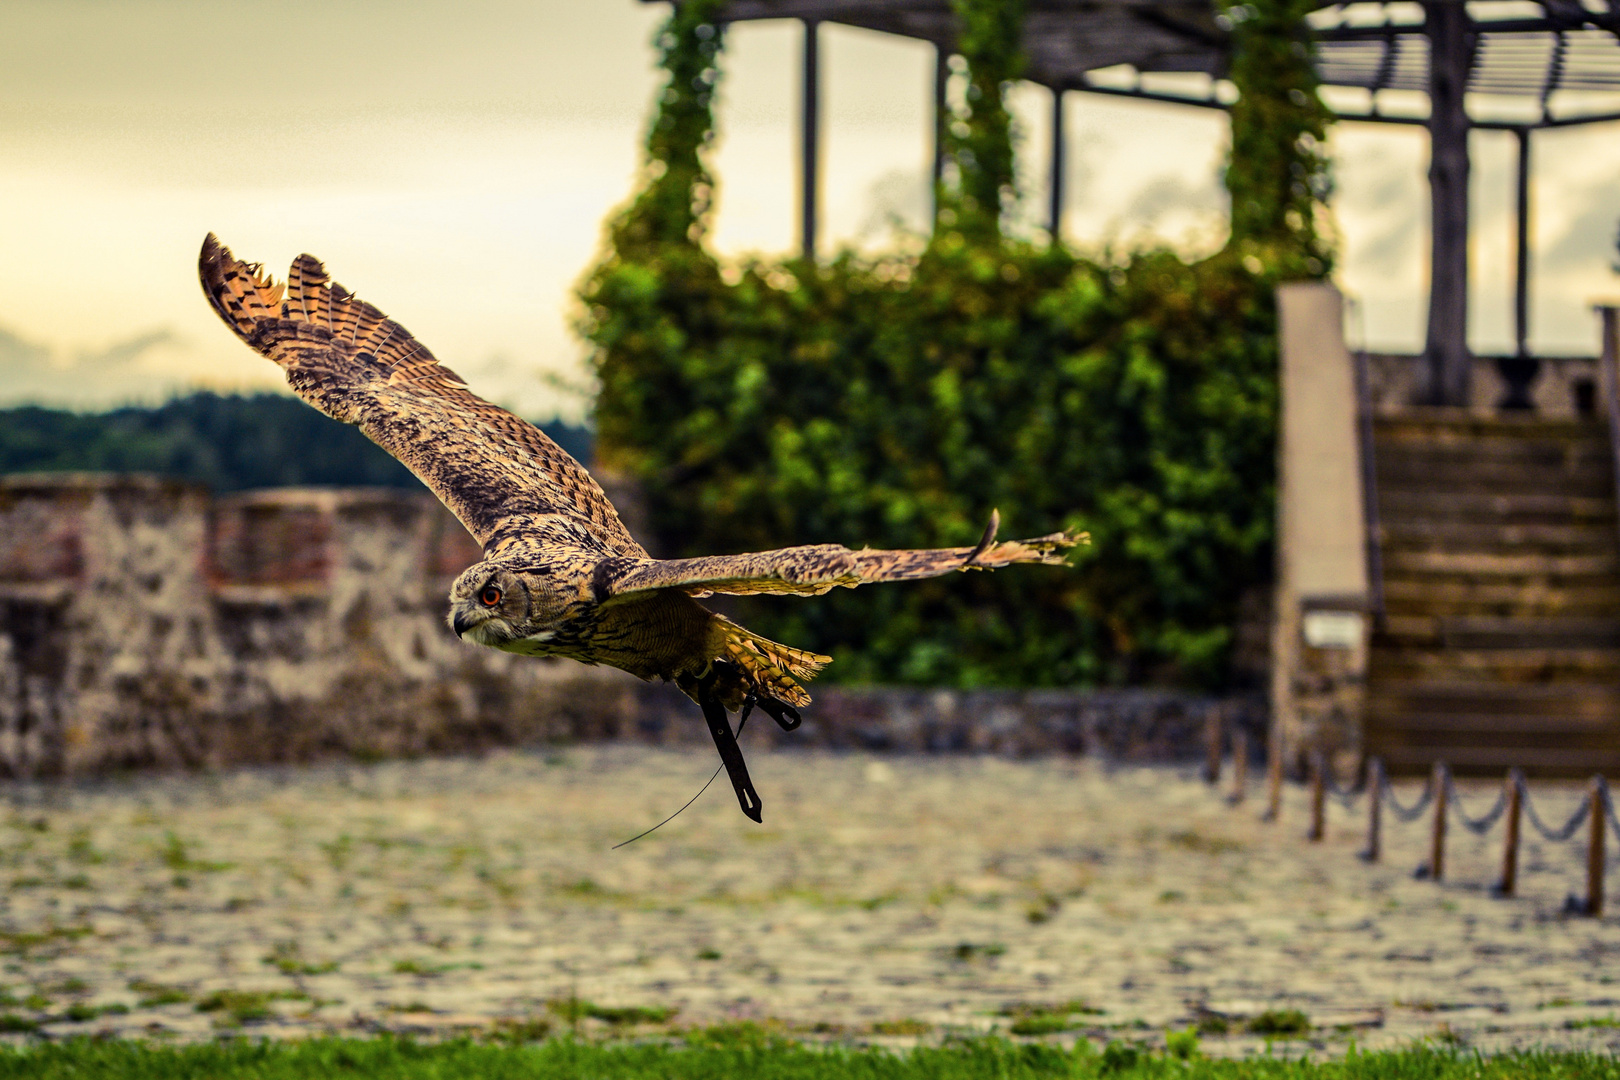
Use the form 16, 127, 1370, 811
1366, 680, 1620, 719
1376, 615, 1620, 650
1375, 466, 1615, 499
1374, 442, 1612, 476
1376, 489, 1617, 526
1380, 549, 1620, 578
1364, 682, 1620, 776
1378, 520, 1618, 556
1376, 425, 1608, 448
1373, 412, 1609, 444
1375, 427, 1611, 468
1365, 722, 1618, 751
1380, 578, 1620, 617
1369, 645, 1620, 683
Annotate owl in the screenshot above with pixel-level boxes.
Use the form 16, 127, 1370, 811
199, 235, 1084, 821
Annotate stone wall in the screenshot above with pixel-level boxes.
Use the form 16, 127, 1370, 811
0, 475, 629, 777
0, 474, 1264, 776
628, 682, 1267, 762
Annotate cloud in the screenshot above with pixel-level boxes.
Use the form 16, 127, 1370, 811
0, 325, 50, 369
1122, 174, 1225, 223
1541, 185, 1620, 277
0, 323, 196, 410
1342, 168, 1424, 278
1097, 174, 1228, 256
858, 167, 932, 242
0, 324, 64, 404
73, 327, 180, 369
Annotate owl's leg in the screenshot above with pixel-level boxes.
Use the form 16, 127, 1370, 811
697, 675, 763, 823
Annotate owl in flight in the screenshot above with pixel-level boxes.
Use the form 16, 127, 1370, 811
199, 235, 1084, 822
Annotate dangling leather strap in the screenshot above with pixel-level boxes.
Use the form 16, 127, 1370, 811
698, 682, 762, 823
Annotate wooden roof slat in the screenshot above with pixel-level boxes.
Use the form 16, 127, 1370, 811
653, 0, 1620, 126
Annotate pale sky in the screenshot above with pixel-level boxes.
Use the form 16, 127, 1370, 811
1, 0, 1617, 422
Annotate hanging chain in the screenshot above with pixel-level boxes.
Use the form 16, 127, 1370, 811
1517, 773, 1593, 844
1382, 771, 1437, 823
1442, 771, 1509, 835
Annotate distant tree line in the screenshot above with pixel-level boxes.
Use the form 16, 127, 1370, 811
0, 392, 592, 494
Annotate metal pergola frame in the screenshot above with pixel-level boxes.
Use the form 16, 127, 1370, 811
647, 0, 1620, 406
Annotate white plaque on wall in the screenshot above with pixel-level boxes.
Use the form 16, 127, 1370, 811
1302, 610, 1363, 649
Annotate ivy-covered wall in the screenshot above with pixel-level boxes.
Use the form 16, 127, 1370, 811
580, 0, 1332, 690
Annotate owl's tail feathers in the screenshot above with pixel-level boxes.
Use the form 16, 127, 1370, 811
711, 618, 830, 711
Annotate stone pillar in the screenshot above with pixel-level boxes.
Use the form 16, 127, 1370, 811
1272, 285, 1373, 781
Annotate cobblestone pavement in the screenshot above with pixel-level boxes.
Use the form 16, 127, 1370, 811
0, 745, 1615, 1056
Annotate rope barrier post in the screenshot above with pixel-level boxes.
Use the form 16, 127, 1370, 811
1203, 708, 1222, 786
1588, 775, 1607, 918
1308, 750, 1326, 842
1428, 762, 1449, 882
1264, 726, 1283, 822
1499, 769, 1522, 897
1363, 757, 1383, 862
1229, 729, 1249, 804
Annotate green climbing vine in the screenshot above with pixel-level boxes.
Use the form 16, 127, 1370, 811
579, 0, 1332, 690
937, 0, 1025, 240
613, 0, 725, 254
1223, 0, 1335, 277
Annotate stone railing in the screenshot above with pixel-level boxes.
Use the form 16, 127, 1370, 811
1362, 352, 1601, 416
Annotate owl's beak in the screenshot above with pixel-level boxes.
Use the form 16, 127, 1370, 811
451, 608, 481, 639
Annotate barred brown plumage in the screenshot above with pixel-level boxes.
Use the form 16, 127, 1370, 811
198, 234, 1088, 821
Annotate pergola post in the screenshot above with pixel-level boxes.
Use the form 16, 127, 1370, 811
932, 42, 949, 223
800, 17, 821, 261
1050, 87, 1066, 238
1423, 0, 1474, 407
1514, 127, 1532, 359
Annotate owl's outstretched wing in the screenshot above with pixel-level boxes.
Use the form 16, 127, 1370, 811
198, 234, 640, 558
599, 512, 1085, 600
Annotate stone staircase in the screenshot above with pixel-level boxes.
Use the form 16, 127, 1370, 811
1365, 413, 1620, 775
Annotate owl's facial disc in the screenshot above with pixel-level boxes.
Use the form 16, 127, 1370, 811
447, 562, 574, 651
447, 563, 527, 646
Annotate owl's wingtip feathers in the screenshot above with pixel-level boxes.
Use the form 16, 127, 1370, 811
199, 232, 286, 343
966, 520, 1089, 570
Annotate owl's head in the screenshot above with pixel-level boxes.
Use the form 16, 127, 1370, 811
447, 560, 575, 650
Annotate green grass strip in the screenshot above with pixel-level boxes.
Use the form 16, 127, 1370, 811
0, 1036, 1613, 1080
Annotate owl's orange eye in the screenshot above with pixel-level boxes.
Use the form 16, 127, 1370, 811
480, 585, 502, 607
